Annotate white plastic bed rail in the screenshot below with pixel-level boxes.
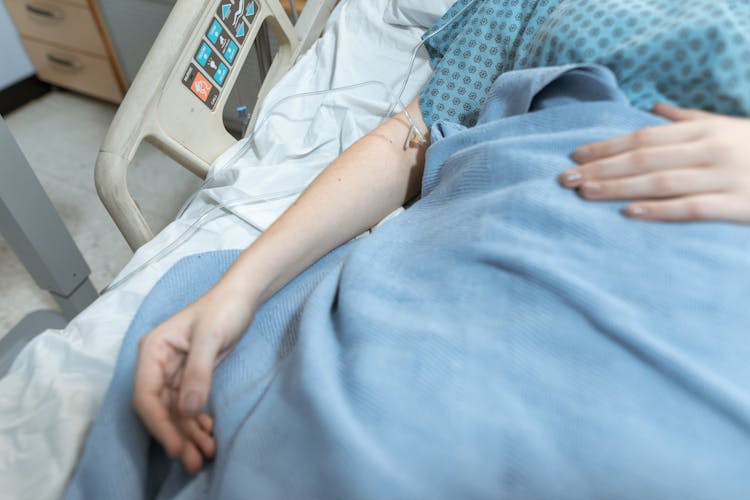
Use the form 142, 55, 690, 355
95, 0, 337, 250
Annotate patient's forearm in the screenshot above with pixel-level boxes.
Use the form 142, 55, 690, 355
213, 98, 428, 307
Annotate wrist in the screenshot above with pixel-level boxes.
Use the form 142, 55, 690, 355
208, 248, 278, 308
209, 274, 263, 311
194, 283, 259, 346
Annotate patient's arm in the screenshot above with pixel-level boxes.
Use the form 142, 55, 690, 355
132, 98, 429, 474
219, 98, 428, 307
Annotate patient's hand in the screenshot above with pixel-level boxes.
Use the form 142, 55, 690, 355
132, 290, 256, 474
559, 103, 750, 223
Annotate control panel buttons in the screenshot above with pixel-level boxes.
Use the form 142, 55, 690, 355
182, 64, 220, 110
182, 0, 260, 110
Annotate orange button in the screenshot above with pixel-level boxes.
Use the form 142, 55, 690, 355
191, 72, 213, 102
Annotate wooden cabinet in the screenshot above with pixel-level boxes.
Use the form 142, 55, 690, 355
282, 0, 306, 16
4, 0, 126, 103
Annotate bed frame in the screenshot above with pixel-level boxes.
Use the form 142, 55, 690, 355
95, 0, 338, 250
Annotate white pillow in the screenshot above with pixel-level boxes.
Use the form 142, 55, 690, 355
382, 0, 455, 28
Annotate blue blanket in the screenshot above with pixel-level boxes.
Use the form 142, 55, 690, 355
66, 65, 750, 500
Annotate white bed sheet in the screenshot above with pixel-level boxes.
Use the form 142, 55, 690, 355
0, 1, 433, 498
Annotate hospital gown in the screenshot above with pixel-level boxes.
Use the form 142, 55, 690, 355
420, 0, 750, 128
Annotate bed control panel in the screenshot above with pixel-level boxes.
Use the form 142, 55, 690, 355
181, 0, 259, 110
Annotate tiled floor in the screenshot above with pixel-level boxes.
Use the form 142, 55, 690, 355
1, 90, 202, 338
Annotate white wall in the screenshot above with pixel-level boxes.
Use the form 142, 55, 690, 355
0, 3, 34, 90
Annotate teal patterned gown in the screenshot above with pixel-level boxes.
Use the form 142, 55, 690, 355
419, 0, 750, 128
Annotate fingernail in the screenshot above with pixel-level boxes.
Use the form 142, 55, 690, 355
626, 205, 646, 217
581, 182, 601, 196
562, 171, 582, 186
184, 392, 202, 414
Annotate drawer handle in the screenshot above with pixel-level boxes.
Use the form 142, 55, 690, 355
47, 54, 83, 71
25, 4, 64, 20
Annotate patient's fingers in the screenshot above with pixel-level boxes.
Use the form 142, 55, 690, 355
577, 168, 729, 201
651, 102, 715, 122
179, 332, 221, 416
133, 359, 185, 458
181, 416, 216, 460
138, 404, 184, 460
573, 121, 703, 163
624, 193, 750, 222
561, 142, 712, 187
198, 413, 214, 434
180, 440, 204, 475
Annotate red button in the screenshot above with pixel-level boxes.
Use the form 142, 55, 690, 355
191, 72, 213, 102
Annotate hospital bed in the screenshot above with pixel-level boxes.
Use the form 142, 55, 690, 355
97, 0, 330, 249
0, 0, 436, 497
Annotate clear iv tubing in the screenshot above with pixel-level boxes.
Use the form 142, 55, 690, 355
103, 0, 480, 294
175, 80, 408, 221
104, 81, 409, 294
177, 0, 481, 220
386, 0, 480, 120
102, 188, 304, 293
217, 0, 480, 172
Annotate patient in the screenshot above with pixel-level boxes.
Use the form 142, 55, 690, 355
67, 0, 750, 497
138, 0, 750, 473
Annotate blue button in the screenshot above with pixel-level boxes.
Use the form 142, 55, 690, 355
224, 40, 238, 63
196, 43, 211, 66
245, 1, 255, 17
237, 22, 246, 39
221, 3, 231, 20
207, 19, 222, 43
214, 63, 228, 86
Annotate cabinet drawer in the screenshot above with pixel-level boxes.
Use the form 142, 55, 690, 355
23, 37, 123, 103
6, 0, 106, 56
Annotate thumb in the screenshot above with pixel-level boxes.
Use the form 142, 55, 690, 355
652, 102, 713, 122
179, 333, 220, 416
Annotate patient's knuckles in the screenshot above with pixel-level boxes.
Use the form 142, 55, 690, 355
137, 332, 165, 355
625, 149, 653, 171
701, 136, 729, 161
190, 423, 216, 457
684, 198, 710, 220
631, 128, 658, 148
650, 173, 678, 195
585, 160, 626, 180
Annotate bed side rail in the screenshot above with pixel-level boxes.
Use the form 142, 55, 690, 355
96, 0, 334, 250
248, 0, 337, 128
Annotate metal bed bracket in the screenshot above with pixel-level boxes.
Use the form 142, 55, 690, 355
95, 0, 338, 250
